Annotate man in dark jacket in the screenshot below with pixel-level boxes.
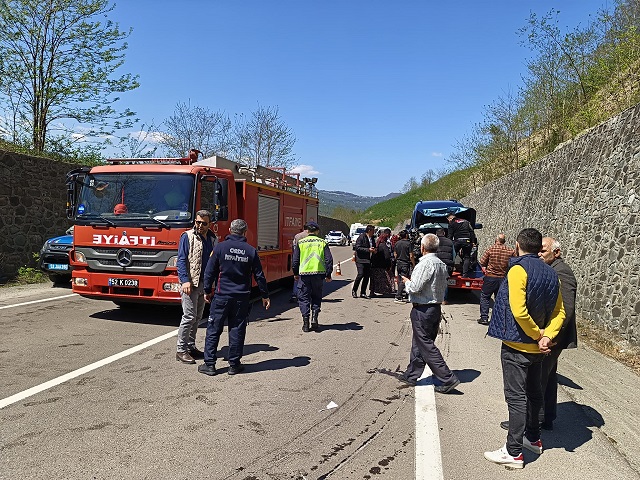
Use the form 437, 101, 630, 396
352, 225, 376, 299
435, 228, 454, 305
538, 236, 577, 428
292, 221, 333, 332
484, 228, 565, 469
198, 219, 270, 376
447, 213, 477, 277
394, 230, 412, 303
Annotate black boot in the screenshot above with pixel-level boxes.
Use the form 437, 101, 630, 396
302, 315, 310, 332
311, 310, 319, 331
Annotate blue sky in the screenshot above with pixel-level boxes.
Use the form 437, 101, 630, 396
107, 0, 606, 196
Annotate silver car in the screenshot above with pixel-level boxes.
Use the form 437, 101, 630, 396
325, 230, 347, 246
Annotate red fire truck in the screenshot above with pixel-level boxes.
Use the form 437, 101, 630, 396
65, 151, 319, 306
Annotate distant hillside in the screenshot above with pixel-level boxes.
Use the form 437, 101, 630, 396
318, 190, 401, 215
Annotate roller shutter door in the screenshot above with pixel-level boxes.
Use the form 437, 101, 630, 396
258, 195, 279, 250
307, 204, 318, 224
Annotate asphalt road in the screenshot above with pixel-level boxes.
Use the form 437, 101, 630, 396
1, 246, 639, 480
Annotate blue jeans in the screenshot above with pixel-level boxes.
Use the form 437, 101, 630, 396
501, 344, 543, 456
203, 295, 250, 367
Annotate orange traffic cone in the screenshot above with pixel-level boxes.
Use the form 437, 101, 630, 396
336, 262, 342, 275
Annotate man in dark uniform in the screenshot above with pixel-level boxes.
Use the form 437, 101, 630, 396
292, 221, 333, 332
447, 213, 477, 277
198, 219, 270, 376
352, 225, 376, 299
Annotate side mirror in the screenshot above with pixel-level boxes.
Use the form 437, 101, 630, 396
475, 223, 483, 229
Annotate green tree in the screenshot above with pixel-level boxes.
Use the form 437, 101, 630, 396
0, 0, 138, 152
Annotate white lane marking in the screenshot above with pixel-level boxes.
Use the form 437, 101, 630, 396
0, 292, 274, 410
415, 366, 444, 480
0, 293, 78, 310
0, 329, 178, 410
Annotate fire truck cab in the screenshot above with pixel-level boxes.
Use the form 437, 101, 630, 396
65, 153, 319, 306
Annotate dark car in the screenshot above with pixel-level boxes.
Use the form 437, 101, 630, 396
39, 227, 73, 284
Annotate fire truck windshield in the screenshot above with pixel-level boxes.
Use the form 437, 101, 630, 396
74, 173, 195, 223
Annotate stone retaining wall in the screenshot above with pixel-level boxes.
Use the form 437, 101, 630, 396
0, 151, 74, 281
463, 103, 640, 344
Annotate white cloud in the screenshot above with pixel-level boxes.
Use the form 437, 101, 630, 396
129, 130, 165, 143
290, 164, 320, 176
431, 152, 443, 157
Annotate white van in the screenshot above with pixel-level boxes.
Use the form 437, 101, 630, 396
349, 223, 366, 245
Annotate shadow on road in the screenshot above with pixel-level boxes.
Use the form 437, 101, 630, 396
454, 368, 481, 384
217, 343, 279, 360
558, 373, 584, 390
541, 402, 605, 452
238, 355, 311, 374
316, 321, 363, 332
446, 289, 481, 305
89, 304, 181, 326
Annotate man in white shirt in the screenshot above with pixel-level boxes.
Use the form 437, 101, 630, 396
399, 233, 460, 393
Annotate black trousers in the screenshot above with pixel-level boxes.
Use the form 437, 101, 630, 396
480, 276, 504, 321
540, 346, 564, 423
404, 304, 456, 385
395, 262, 411, 300
352, 262, 371, 295
454, 239, 473, 277
501, 344, 543, 456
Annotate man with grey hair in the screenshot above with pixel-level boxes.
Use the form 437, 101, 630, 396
198, 219, 270, 376
175, 210, 217, 364
398, 233, 461, 393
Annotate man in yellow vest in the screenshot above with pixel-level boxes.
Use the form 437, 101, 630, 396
292, 221, 333, 332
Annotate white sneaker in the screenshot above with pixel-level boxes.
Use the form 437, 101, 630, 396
523, 436, 543, 454
484, 445, 524, 469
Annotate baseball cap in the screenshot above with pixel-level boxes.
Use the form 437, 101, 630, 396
305, 221, 320, 230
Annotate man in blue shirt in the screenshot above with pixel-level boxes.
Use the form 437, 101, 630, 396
198, 219, 270, 376
176, 210, 217, 364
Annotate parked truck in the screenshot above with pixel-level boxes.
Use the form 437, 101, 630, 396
65, 151, 319, 306
409, 199, 483, 290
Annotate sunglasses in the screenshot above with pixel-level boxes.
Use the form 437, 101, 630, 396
195, 221, 209, 226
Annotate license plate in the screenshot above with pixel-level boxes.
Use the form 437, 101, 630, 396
48, 264, 69, 270
447, 279, 456, 286
108, 278, 139, 287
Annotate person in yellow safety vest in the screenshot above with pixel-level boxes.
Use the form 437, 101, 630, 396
292, 221, 333, 332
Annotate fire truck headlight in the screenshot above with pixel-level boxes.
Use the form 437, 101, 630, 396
166, 255, 178, 268
163, 282, 181, 292
75, 251, 86, 263
73, 277, 88, 286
